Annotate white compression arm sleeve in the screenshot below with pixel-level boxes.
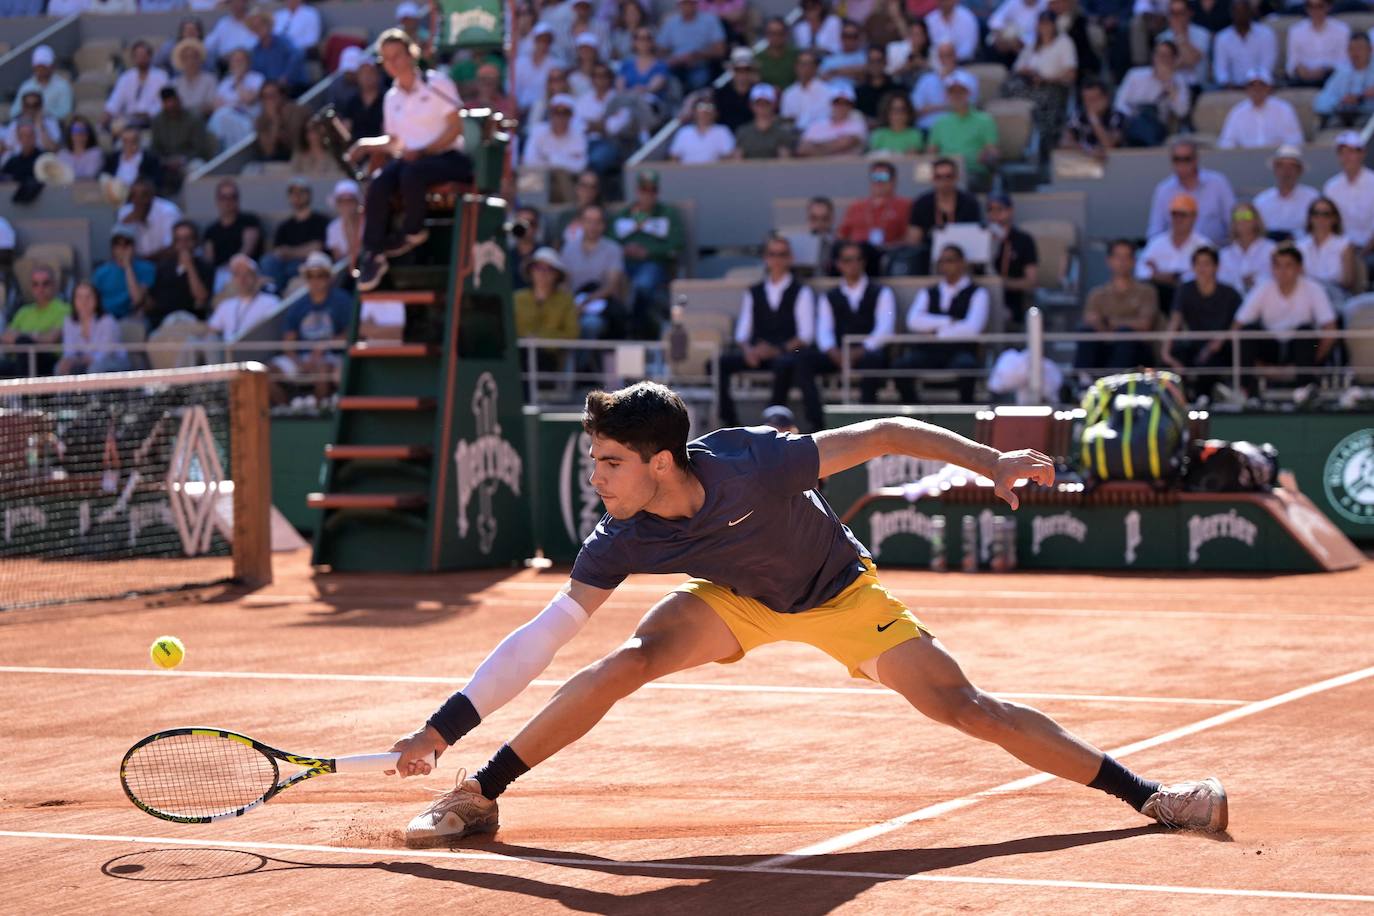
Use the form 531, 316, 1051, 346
463, 591, 590, 718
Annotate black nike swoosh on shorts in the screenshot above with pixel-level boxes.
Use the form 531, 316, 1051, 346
876, 620, 898, 632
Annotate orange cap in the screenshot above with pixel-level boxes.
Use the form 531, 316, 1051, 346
1169, 192, 1198, 214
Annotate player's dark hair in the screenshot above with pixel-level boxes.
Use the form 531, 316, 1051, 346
583, 382, 690, 469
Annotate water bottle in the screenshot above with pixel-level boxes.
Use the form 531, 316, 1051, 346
928, 515, 947, 572
1000, 516, 1018, 571
960, 515, 979, 572
669, 295, 689, 363
25, 435, 39, 476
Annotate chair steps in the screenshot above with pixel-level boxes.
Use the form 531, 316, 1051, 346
338, 395, 435, 411
349, 342, 439, 359
307, 492, 428, 511
325, 444, 433, 461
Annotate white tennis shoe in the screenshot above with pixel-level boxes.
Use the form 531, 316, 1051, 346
404, 768, 499, 847
1141, 776, 1228, 831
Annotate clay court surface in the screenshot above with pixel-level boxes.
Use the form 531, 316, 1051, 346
3, 549, 1373, 914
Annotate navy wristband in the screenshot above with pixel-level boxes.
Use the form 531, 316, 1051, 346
426, 691, 482, 745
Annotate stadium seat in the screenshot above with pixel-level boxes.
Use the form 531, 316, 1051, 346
1267, 16, 1300, 66
73, 78, 112, 105
984, 98, 1034, 162
722, 265, 762, 282
966, 63, 1008, 104
1275, 87, 1319, 140
16, 242, 77, 294
322, 28, 368, 73
1190, 90, 1245, 139
1336, 11, 1374, 33
73, 40, 121, 76
1342, 293, 1374, 383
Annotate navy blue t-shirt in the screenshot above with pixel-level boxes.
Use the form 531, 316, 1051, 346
570, 427, 870, 614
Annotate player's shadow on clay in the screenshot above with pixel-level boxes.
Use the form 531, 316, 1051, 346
100, 825, 1218, 914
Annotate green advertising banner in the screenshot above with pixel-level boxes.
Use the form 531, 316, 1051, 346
439, 0, 503, 48
1209, 412, 1374, 542
429, 196, 533, 568
850, 497, 1322, 573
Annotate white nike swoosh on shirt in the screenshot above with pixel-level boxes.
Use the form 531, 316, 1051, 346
727, 510, 754, 527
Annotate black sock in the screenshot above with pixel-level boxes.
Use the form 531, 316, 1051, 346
474, 744, 529, 801
1089, 754, 1160, 811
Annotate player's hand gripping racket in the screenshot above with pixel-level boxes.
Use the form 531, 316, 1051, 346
120, 728, 437, 824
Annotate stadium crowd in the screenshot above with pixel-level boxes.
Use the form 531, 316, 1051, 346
0, 0, 1372, 413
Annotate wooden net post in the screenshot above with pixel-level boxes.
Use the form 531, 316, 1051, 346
230, 364, 272, 588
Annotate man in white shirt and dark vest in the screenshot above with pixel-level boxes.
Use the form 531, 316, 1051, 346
801, 240, 896, 406
895, 243, 989, 403
717, 235, 822, 429
348, 29, 474, 292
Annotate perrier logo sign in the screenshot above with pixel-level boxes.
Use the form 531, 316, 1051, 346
1324, 428, 1374, 524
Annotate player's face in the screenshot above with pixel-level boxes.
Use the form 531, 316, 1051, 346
588, 434, 659, 518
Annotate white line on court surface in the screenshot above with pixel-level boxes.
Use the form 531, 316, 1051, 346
1, 830, 1370, 904
759, 662, 1374, 868
0, 666, 1247, 707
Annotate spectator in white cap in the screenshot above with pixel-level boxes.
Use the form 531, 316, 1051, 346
339, 51, 385, 140
568, 32, 605, 97
669, 97, 736, 164
325, 179, 362, 264
209, 254, 281, 340
797, 83, 868, 157
1217, 69, 1304, 150
734, 82, 796, 159
1323, 131, 1374, 269
9, 46, 71, 122
274, 250, 351, 402
780, 51, 834, 131
522, 92, 589, 172
1286, 0, 1350, 88
1315, 32, 1374, 128
927, 72, 999, 184
912, 42, 972, 132
1254, 145, 1320, 239
712, 46, 760, 131
515, 22, 563, 113
395, 1, 425, 43
274, 0, 322, 55
656, 0, 727, 92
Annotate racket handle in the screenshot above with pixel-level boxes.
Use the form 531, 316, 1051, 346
333, 750, 438, 774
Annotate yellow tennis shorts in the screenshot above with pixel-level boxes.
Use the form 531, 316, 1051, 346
673, 559, 933, 681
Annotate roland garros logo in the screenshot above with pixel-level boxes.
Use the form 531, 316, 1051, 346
1323, 428, 1374, 525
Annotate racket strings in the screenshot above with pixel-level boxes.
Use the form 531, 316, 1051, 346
123, 733, 277, 818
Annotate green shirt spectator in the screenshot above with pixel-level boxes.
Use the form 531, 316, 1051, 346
756, 18, 798, 89
869, 126, 924, 155
928, 110, 999, 178
611, 188, 686, 268
9, 298, 72, 337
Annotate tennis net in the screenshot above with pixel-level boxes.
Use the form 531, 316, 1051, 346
0, 363, 272, 611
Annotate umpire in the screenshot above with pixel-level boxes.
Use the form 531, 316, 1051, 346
349, 29, 473, 292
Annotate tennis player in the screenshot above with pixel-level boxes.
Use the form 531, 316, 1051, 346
391, 382, 1226, 844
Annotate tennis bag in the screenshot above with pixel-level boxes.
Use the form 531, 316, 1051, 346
1183, 440, 1279, 492
1078, 370, 1189, 484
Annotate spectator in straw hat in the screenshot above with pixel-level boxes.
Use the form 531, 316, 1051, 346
514, 247, 579, 382
172, 38, 218, 117
9, 45, 71, 122
1252, 145, 1320, 240
156, 18, 209, 74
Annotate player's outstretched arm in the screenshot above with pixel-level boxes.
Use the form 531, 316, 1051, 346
389, 579, 612, 777
813, 417, 1055, 509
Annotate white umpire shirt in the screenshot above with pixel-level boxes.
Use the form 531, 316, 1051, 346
817, 277, 896, 351
735, 273, 817, 346
383, 69, 466, 155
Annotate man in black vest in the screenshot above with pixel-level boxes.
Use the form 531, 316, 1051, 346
801, 240, 897, 406
718, 235, 821, 428
896, 244, 989, 403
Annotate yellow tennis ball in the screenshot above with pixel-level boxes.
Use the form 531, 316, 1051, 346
150, 636, 185, 669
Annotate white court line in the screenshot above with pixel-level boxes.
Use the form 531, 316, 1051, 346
759, 662, 1374, 868
0, 830, 1370, 904
0, 666, 1246, 707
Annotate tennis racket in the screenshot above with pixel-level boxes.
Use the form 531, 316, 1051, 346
119, 727, 436, 824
